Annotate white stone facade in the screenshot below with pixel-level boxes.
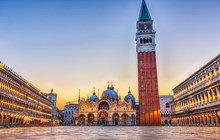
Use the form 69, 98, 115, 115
160, 95, 173, 125
172, 54, 220, 126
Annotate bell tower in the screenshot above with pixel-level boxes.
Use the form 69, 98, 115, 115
136, 0, 161, 125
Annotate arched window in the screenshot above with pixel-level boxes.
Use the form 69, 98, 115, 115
150, 38, 152, 43
98, 102, 109, 110
166, 102, 170, 108
146, 38, 149, 43
140, 38, 142, 43
144, 38, 146, 43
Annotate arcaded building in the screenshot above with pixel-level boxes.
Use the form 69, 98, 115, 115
0, 62, 52, 127
172, 54, 220, 126
78, 84, 136, 126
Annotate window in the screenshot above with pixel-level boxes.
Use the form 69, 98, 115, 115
166, 103, 170, 108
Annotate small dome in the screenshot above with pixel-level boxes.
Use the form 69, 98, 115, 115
124, 91, 135, 104
89, 92, 98, 102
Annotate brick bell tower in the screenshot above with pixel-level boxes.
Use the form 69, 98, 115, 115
136, 0, 161, 126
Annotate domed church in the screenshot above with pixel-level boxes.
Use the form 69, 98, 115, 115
78, 83, 136, 126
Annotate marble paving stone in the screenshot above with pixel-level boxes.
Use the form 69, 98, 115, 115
0, 126, 220, 140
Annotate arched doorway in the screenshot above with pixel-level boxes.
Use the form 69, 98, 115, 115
112, 113, 119, 126
78, 114, 86, 126
121, 113, 129, 125
131, 114, 136, 126
98, 111, 108, 126
88, 114, 95, 126
165, 120, 168, 125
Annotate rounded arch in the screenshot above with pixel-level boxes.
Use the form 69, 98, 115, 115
98, 101, 109, 110
98, 111, 108, 126
149, 38, 152, 43
165, 120, 168, 125
131, 114, 136, 126
112, 113, 120, 126
78, 114, 86, 126
121, 113, 129, 126
88, 113, 95, 126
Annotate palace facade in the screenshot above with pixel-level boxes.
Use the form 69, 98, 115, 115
78, 84, 136, 126
160, 95, 173, 126
171, 54, 220, 126
0, 62, 52, 127
63, 102, 78, 126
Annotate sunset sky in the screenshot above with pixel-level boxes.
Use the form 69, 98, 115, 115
0, 0, 220, 109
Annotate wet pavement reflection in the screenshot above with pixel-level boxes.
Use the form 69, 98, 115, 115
0, 126, 220, 140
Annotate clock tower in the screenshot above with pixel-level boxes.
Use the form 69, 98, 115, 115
136, 0, 161, 125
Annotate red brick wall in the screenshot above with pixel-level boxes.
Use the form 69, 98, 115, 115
138, 51, 161, 125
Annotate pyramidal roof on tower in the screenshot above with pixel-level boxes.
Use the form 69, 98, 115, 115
139, 0, 152, 21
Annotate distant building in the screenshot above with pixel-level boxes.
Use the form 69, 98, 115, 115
172, 54, 220, 126
78, 84, 136, 126
160, 95, 173, 125
135, 100, 140, 125
0, 61, 52, 127
46, 89, 57, 108
63, 102, 78, 126
45, 90, 61, 126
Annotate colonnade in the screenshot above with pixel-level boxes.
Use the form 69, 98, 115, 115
175, 85, 220, 111
0, 63, 53, 127
173, 111, 220, 126
0, 112, 24, 127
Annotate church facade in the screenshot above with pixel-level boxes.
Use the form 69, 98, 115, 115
78, 84, 136, 126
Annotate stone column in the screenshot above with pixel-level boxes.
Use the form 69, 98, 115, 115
207, 115, 210, 126
204, 92, 208, 103
207, 91, 211, 102
215, 111, 219, 126
193, 117, 196, 125
215, 87, 219, 98
1, 114, 3, 126
211, 115, 214, 126
200, 94, 203, 104
211, 89, 216, 101
203, 115, 206, 126
197, 95, 201, 105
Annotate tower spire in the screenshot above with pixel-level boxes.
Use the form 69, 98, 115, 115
139, 0, 152, 21
78, 89, 80, 102
93, 87, 96, 95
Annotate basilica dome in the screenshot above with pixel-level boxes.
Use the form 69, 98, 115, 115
89, 92, 98, 102
124, 91, 135, 104
102, 86, 118, 101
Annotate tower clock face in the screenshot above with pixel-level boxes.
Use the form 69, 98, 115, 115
139, 24, 152, 30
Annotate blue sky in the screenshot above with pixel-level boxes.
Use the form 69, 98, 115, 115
0, 0, 220, 109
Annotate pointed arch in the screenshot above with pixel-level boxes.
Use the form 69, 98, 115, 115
150, 38, 152, 43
